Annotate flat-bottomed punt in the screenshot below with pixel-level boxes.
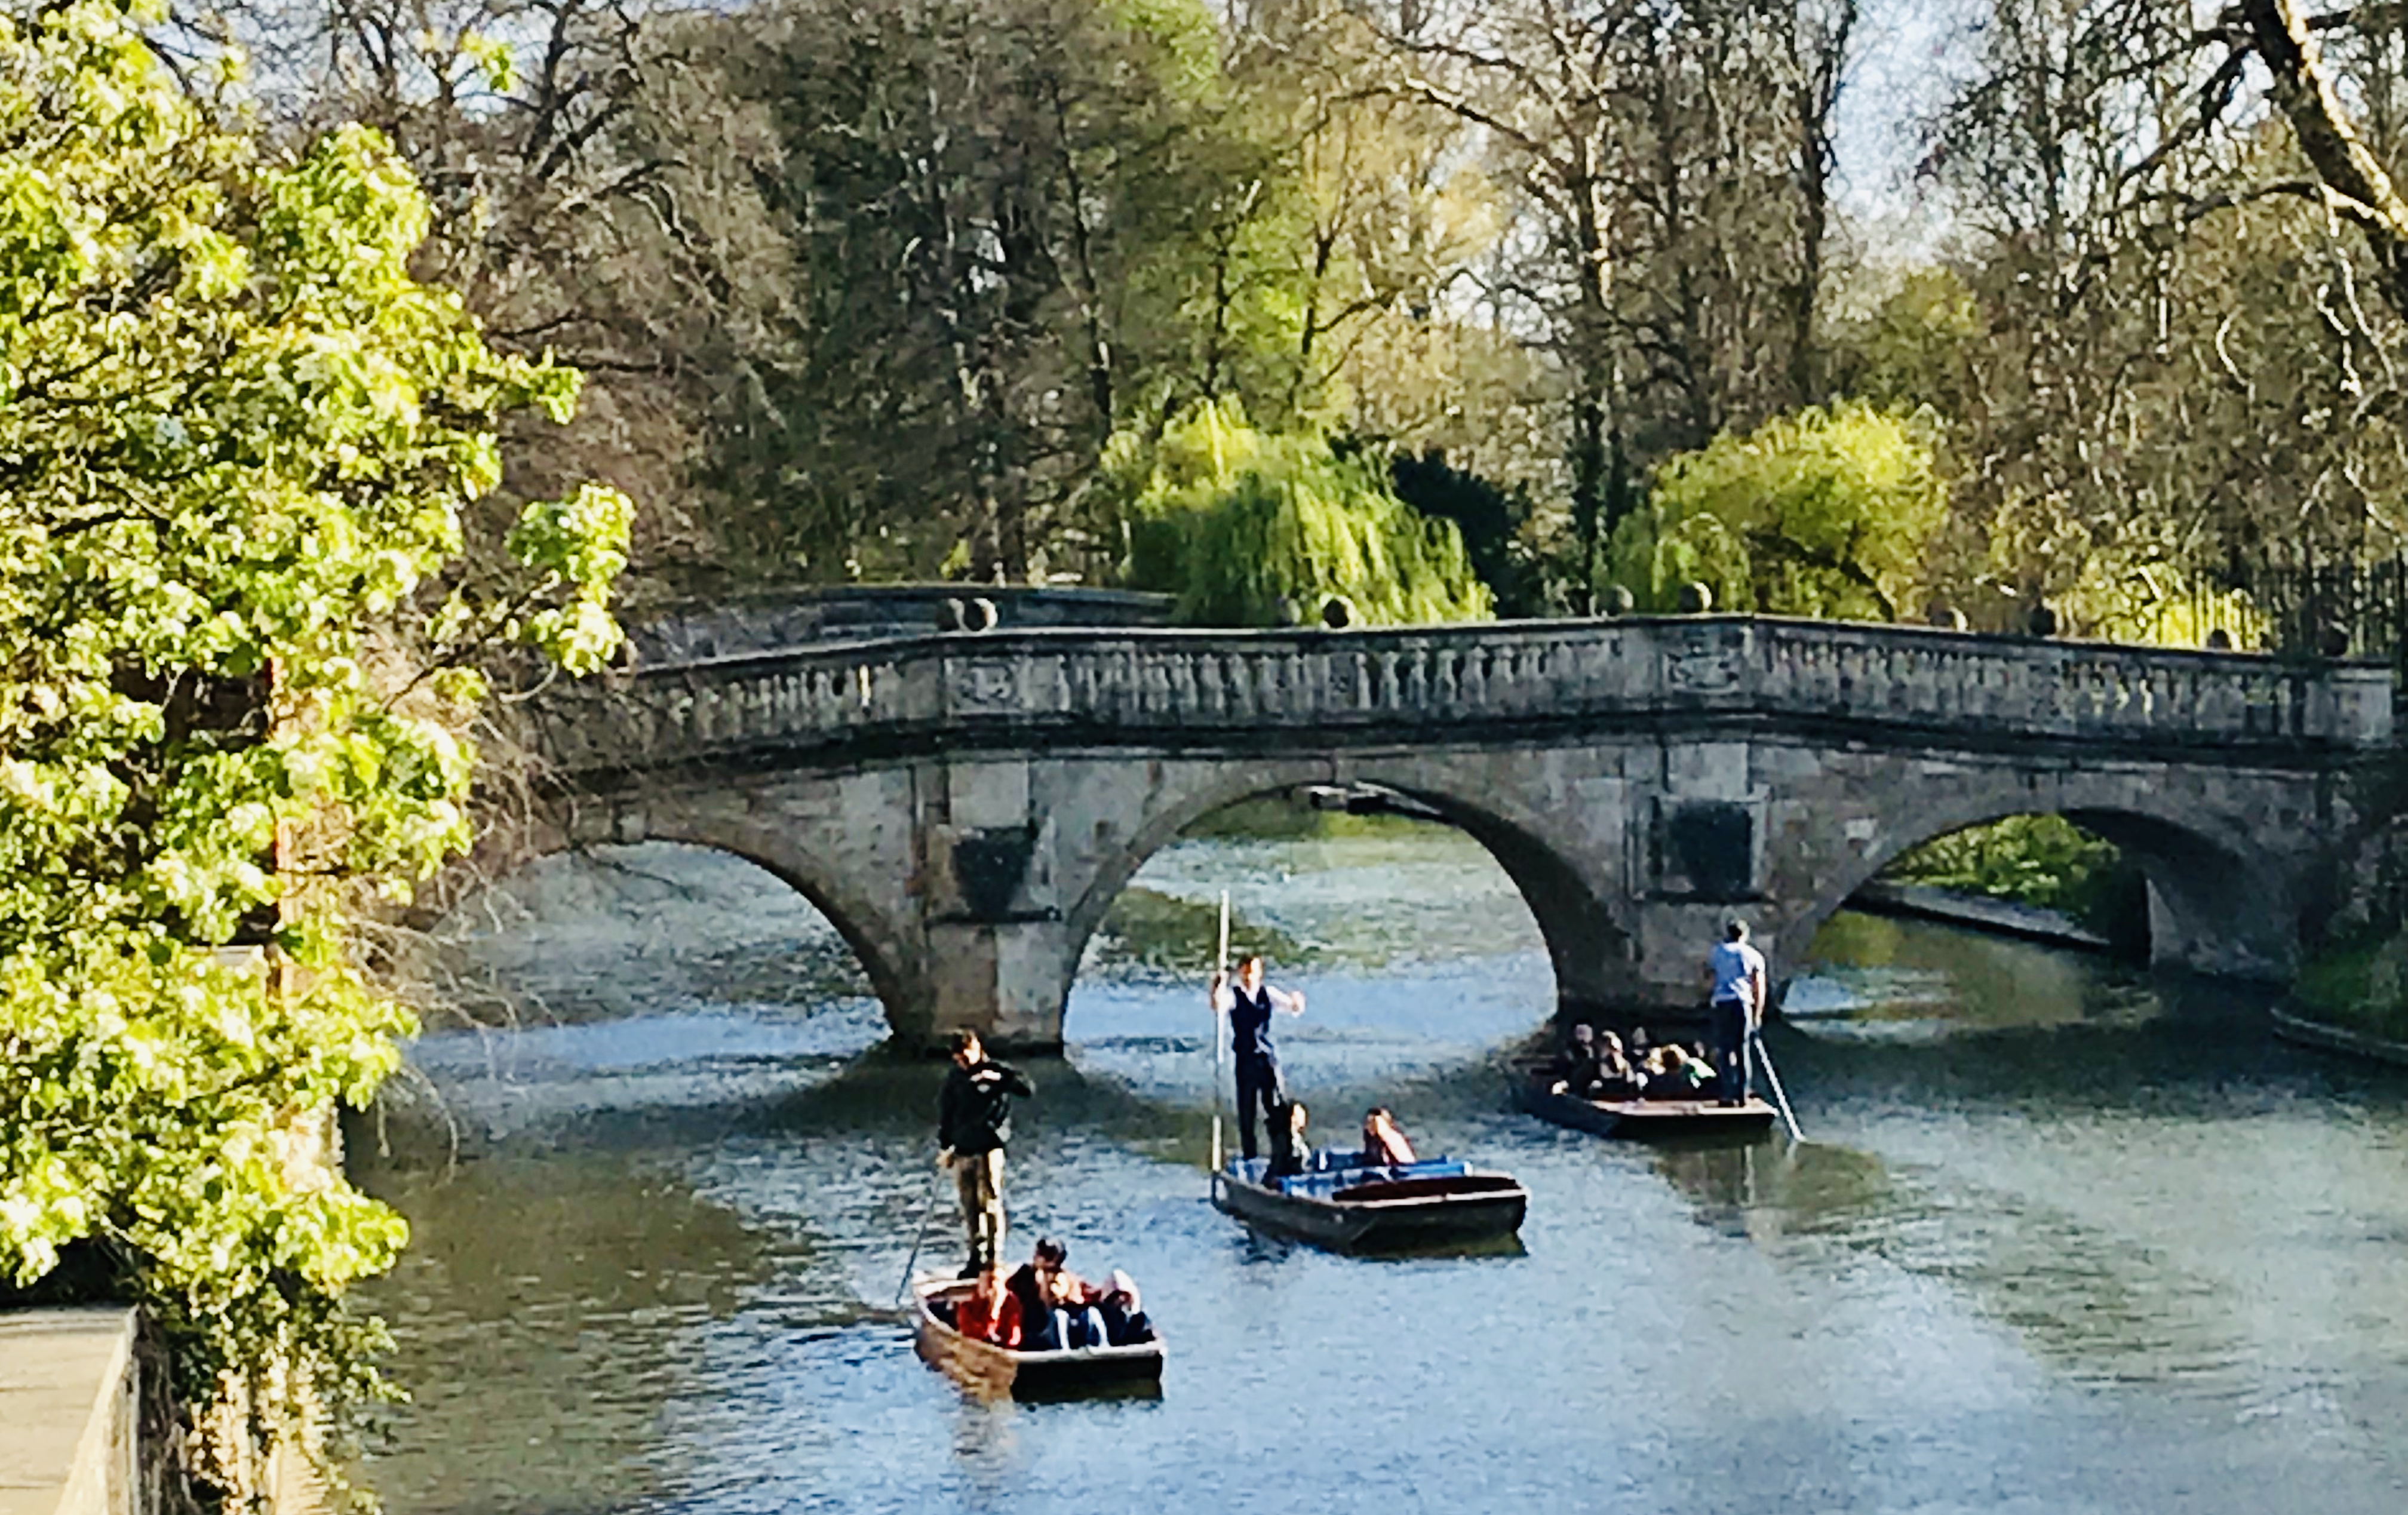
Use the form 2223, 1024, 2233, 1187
1211, 1154, 1528, 1251
1518, 1074, 1778, 1139
911, 1277, 1165, 1402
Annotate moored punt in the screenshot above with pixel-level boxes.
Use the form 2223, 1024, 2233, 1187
911, 1277, 1165, 1402
1211, 1154, 1528, 1252
1518, 1073, 1778, 1139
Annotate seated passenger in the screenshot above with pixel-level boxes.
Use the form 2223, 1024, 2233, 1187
1683, 1043, 1718, 1094
1360, 1106, 1417, 1167
1640, 1043, 1679, 1093
953, 1265, 1022, 1349
1098, 1269, 1156, 1346
1550, 1024, 1601, 1096
1043, 1258, 1109, 1350
1268, 1098, 1312, 1179
1593, 1031, 1640, 1098
1006, 1237, 1068, 1349
1645, 1044, 1711, 1096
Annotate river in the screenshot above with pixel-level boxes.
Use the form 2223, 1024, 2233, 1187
357, 817, 2408, 1514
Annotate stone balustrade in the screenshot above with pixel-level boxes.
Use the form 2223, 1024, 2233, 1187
533, 616, 2394, 779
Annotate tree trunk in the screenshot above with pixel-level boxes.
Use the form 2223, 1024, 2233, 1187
2241, 0, 2408, 321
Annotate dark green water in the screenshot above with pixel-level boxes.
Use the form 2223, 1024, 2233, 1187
357, 826, 2408, 1513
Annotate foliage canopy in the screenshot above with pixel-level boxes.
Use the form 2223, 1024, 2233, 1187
1119, 402, 1491, 627
0, 0, 630, 1489
1604, 404, 1948, 620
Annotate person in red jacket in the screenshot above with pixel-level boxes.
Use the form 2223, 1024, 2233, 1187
953, 1265, 1022, 1349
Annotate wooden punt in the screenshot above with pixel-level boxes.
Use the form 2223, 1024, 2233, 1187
911, 1277, 1165, 1402
1518, 1073, 1778, 1139
1211, 1156, 1528, 1252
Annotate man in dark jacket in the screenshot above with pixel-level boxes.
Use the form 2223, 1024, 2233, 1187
937, 1029, 1034, 1274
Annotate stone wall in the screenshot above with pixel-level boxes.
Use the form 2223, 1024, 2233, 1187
0, 1308, 138, 1515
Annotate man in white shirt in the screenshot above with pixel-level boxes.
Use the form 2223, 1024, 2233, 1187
1209, 955, 1306, 1163
1702, 920, 1768, 1107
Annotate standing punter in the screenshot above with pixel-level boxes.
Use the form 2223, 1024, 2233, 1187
1210, 955, 1306, 1163
937, 1030, 1034, 1276
1703, 920, 1768, 1108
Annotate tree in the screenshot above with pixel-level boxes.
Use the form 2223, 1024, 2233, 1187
1603, 402, 1946, 619
1380, 0, 1863, 605
213, 0, 703, 591
0, 0, 631, 1496
1389, 448, 1543, 615
604, 0, 1314, 586
2240, 0, 2408, 324
1884, 0, 2408, 620
1119, 402, 1491, 625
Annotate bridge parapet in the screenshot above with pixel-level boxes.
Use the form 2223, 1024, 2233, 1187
534, 616, 2393, 779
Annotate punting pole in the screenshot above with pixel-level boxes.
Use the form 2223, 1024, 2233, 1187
1212, 889, 1231, 1176
1750, 1033, 1805, 1143
895, 1163, 950, 1310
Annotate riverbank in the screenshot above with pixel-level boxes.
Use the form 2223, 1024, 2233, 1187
2270, 1006, 2408, 1069
1847, 880, 2111, 953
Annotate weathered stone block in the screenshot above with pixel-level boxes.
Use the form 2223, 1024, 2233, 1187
946, 761, 1031, 829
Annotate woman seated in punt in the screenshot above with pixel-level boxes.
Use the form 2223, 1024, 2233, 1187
1268, 1099, 1314, 1179
1098, 1270, 1156, 1346
1642, 1043, 1714, 1098
1591, 1031, 1641, 1098
1359, 1106, 1417, 1167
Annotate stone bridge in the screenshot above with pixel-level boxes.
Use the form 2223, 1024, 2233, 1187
499, 616, 2393, 1049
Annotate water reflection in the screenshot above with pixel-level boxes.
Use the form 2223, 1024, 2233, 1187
1790, 909, 2144, 1034
359, 1147, 788, 1512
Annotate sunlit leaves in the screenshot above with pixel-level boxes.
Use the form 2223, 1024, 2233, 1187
1605, 403, 1949, 621
0, 0, 630, 1488
1118, 400, 1491, 626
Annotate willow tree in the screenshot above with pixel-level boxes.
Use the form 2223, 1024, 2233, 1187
1119, 402, 1490, 626
0, 0, 630, 1497
1605, 402, 1945, 620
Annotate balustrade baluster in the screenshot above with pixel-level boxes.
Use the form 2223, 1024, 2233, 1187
549, 620, 2380, 779
1169, 654, 1197, 724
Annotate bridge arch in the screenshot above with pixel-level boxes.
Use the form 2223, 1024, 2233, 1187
635, 810, 924, 1022
1056, 757, 1629, 1023
419, 804, 925, 1034
1786, 770, 2303, 988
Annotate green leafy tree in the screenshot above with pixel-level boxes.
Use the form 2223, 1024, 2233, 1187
1604, 402, 1947, 620
1389, 448, 1543, 616
1118, 401, 1490, 626
0, 0, 630, 1496
1885, 816, 2124, 923
610, 0, 1305, 586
